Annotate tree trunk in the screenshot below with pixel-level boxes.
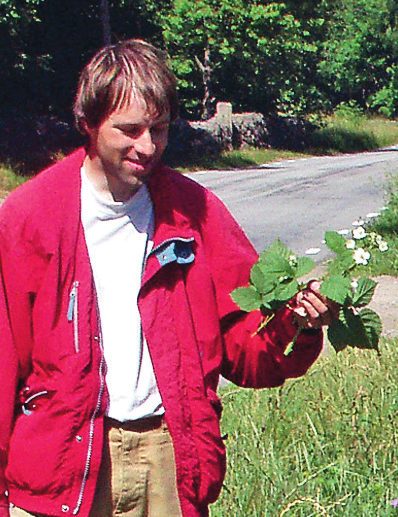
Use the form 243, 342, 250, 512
100, 0, 112, 45
195, 42, 214, 119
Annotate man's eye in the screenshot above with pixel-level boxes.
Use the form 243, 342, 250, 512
124, 128, 141, 137
116, 125, 142, 137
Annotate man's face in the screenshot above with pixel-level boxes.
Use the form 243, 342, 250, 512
84, 98, 170, 201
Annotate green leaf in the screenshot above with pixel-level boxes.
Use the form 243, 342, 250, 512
327, 318, 350, 353
324, 231, 347, 254
359, 308, 382, 351
231, 286, 262, 312
351, 276, 378, 307
256, 252, 294, 280
273, 279, 299, 303
331, 307, 382, 351
250, 264, 276, 294
260, 239, 292, 262
261, 292, 276, 311
320, 274, 352, 305
327, 249, 355, 276
295, 256, 315, 278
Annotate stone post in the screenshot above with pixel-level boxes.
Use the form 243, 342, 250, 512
215, 102, 233, 149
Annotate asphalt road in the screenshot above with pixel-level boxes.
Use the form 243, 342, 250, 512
188, 147, 398, 262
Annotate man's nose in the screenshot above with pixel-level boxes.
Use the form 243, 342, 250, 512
135, 129, 156, 156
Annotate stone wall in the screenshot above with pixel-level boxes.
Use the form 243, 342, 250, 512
166, 102, 271, 162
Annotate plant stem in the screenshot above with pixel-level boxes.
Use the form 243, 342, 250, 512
284, 318, 308, 356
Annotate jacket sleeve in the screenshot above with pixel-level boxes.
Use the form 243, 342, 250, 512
0, 202, 41, 512
0, 243, 21, 513
201, 188, 323, 388
221, 307, 323, 388
0, 254, 18, 515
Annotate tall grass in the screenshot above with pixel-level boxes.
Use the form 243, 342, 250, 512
310, 104, 398, 155
364, 173, 398, 275
212, 340, 398, 516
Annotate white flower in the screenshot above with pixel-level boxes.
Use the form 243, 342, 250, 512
353, 226, 367, 240
353, 248, 371, 265
352, 219, 365, 226
366, 212, 380, 219
379, 241, 388, 252
346, 239, 356, 249
351, 280, 359, 292
288, 254, 297, 267
338, 229, 350, 235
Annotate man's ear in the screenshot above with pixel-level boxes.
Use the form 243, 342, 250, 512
79, 118, 90, 135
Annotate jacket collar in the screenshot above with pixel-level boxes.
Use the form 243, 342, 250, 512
147, 162, 196, 247
143, 162, 197, 284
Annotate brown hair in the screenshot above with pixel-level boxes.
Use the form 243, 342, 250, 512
74, 39, 179, 134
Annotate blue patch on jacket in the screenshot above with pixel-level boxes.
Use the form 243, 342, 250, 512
155, 240, 195, 266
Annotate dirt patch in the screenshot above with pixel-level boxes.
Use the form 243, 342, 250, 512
369, 275, 398, 339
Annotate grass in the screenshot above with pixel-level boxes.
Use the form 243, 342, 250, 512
363, 173, 398, 276
0, 164, 28, 194
171, 148, 310, 173
211, 340, 398, 516
309, 114, 398, 155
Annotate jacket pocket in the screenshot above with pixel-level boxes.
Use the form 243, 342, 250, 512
67, 281, 80, 353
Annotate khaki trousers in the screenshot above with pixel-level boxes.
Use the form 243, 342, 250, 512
10, 416, 183, 517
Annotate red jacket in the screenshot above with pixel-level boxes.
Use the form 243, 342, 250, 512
0, 149, 322, 517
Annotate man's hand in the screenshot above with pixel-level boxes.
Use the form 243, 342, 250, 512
293, 280, 340, 329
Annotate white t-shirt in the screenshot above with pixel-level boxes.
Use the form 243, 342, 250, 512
81, 168, 164, 421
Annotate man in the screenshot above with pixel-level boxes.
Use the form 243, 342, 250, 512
0, 40, 334, 517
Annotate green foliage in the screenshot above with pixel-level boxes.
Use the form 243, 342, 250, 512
231, 239, 315, 314
232, 230, 385, 354
370, 174, 398, 239
2, 0, 398, 127
317, 0, 398, 111
369, 65, 398, 118
214, 340, 398, 515
309, 110, 383, 154
157, 0, 324, 118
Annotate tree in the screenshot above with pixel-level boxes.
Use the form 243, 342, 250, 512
318, 0, 398, 111
157, 1, 323, 119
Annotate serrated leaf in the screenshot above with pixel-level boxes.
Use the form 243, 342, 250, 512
327, 318, 350, 352
273, 279, 299, 303
351, 276, 378, 307
337, 307, 382, 351
325, 231, 347, 254
295, 256, 315, 278
257, 252, 294, 280
327, 250, 355, 276
359, 307, 382, 351
259, 239, 292, 262
320, 274, 352, 305
342, 307, 368, 347
250, 264, 276, 294
231, 286, 262, 312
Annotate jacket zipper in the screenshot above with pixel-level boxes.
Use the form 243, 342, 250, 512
72, 294, 105, 516
67, 281, 80, 353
